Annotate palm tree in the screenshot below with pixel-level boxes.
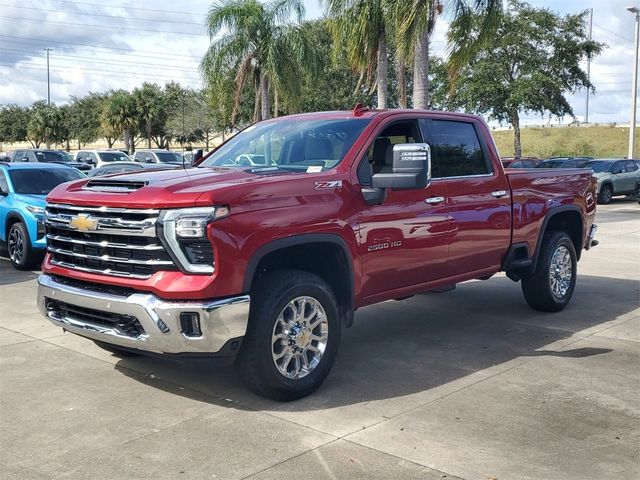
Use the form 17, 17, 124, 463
133, 83, 164, 149
201, 0, 318, 124
101, 90, 138, 154
325, 0, 391, 109
394, 0, 502, 109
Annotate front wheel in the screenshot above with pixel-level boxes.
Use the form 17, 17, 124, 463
598, 184, 613, 204
521, 231, 577, 312
236, 270, 342, 401
8, 222, 38, 270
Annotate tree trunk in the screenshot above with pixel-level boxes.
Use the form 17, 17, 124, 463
123, 128, 132, 154
253, 75, 261, 123
77, 140, 81, 149
147, 122, 152, 149
511, 112, 522, 157
274, 88, 279, 118
396, 56, 407, 108
413, 27, 430, 109
205, 131, 210, 149
260, 71, 271, 120
376, 32, 388, 109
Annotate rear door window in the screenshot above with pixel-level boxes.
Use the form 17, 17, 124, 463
425, 120, 491, 178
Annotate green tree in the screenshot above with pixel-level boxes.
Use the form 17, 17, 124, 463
393, 0, 502, 109
325, 0, 392, 109
101, 90, 138, 154
27, 101, 61, 149
68, 94, 102, 149
0, 105, 30, 147
201, 0, 318, 123
133, 83, 165, 149
447, 1, 602, 156
166, 89, 217, 149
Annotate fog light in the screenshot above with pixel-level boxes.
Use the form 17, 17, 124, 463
180, 312, 202, 337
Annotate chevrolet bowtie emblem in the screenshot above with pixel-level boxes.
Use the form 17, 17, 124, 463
68, 214, 98, 232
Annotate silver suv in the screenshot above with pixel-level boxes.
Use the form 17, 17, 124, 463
585, 159, 640, 204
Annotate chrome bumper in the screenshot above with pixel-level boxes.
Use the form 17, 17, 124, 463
37, 274, 250, 355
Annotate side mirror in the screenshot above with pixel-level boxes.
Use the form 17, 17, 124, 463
192, 149, 203, 166
0, 187, 8, 196
371, 143, 431, 190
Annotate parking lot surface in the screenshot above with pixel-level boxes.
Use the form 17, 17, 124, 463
1, 200, 638, 480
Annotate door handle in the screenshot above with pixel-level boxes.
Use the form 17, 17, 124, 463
491, 190, 508, 198
425, 196, 445, 204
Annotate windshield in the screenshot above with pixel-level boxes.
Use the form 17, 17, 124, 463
199, 118, 372, 171
98, 151, 131, 162
155, 152, 183, 163
585, 161, 614, 173
35, 151, 72, 163
9, 168, 85, 194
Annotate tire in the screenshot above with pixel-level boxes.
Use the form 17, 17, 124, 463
7, 222, 38, 270
598, 184, 613, 205
236, 270, 342, 401
521, 231, 577, 312
93, 341, 141, 357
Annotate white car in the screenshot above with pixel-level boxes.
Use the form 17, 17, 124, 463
75, 150, 132, 168
132, 149, 184, 165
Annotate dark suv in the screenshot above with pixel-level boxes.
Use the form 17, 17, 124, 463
10, 149, 92, 171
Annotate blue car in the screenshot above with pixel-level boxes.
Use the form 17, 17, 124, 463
0, 162, 85, 270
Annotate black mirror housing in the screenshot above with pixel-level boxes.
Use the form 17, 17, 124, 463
192, 149, 204, 166
371, 143, 431, 190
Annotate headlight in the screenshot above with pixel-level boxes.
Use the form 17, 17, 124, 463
26, 205, 45, 221
26, 205, 45, 216
158, 206, 229, 274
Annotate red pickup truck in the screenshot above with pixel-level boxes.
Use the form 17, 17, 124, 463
37, 109, 598, 401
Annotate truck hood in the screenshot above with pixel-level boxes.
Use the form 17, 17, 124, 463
46, 166, 321, 211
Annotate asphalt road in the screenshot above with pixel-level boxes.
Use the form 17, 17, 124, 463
1, 200, 638, 480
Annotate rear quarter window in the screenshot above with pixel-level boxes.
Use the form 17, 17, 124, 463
427, 120, 490, 178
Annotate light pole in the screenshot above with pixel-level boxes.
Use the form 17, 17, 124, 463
44, 48, 52, 106
628, 6, 640, 159
585, 8, 593, 124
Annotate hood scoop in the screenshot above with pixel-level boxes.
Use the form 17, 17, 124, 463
83, 179, 148, 192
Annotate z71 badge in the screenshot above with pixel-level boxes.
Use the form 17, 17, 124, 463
315, 180, 343, 191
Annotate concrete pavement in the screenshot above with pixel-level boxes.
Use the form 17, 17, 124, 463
1, 200, 638, 479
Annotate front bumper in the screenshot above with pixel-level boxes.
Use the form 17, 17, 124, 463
37, 274, 250, 356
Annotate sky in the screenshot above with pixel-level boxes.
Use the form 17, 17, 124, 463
0, 0, 638, 126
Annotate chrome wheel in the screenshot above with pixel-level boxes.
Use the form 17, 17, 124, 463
271, 296, 329, 379
8, 226, 24, 265
549, 245, 572, 299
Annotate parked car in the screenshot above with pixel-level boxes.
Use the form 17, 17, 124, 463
537, 157, 593, 169
502, 157, 542, 168
75, 150, 132, 168
37, 109, 597, 401
0, 162, 85, 269
86, 162, 180, 177
584, 159, 640, 204
9, 149, 92, 171
132, 149, 184, 165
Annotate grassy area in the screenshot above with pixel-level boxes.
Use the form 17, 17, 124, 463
492, 125, 639, 159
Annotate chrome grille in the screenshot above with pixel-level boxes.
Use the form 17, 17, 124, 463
45, 203, 177, 279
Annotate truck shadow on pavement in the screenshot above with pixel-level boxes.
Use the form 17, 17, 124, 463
113, 273, 637, 411
0, 257, 39, 286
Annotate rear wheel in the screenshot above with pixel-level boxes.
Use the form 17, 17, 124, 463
598, 184, 613, 204
236, 270, 342, 401
8, 222, 38, 270
521, 231, 577, 312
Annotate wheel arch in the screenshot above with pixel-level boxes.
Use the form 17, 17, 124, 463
243, 234, 355, 327
532, 205, 584, 269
